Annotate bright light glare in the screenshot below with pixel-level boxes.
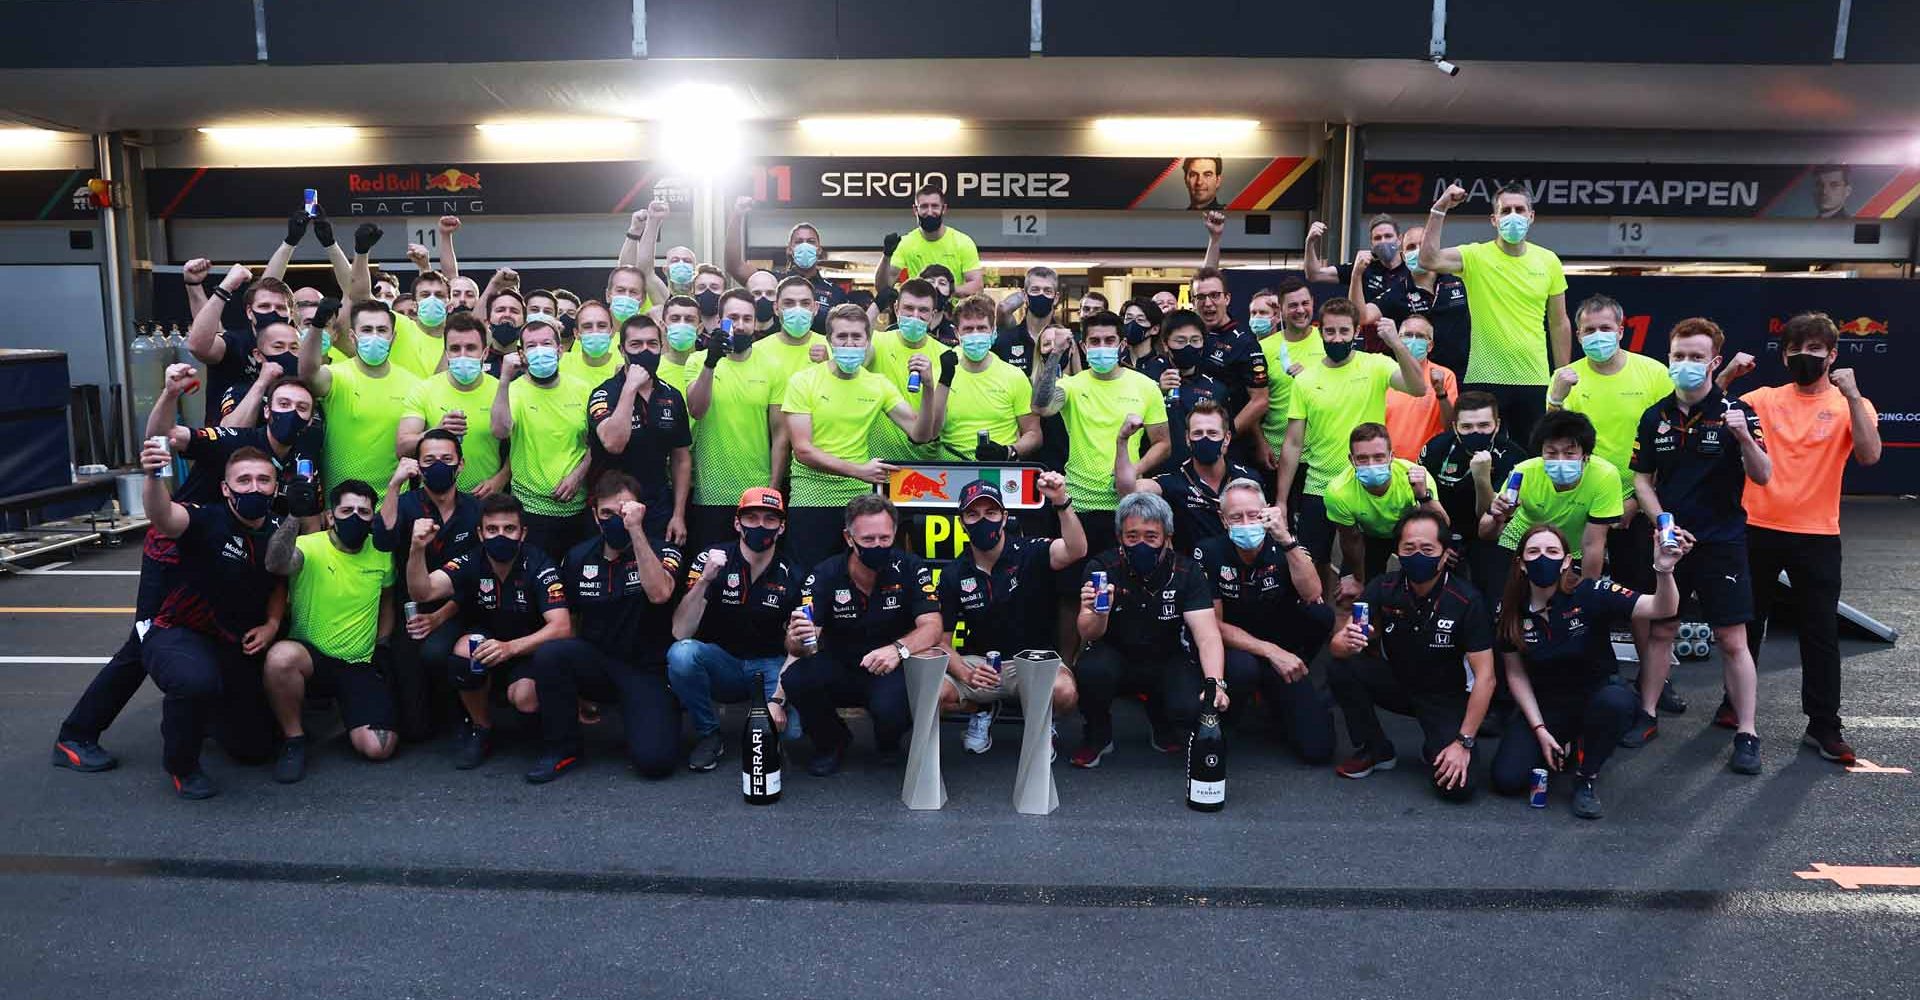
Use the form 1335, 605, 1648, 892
476, 120, 637, 143
198, 126, 360, 146
0, 128, 61, 146
654, 84, 754, 121
800, 117, 962, 144
660, 117, 744, 176
1092, 117, 1259, 144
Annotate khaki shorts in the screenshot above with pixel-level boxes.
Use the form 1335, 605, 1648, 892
943, 655, 1031, 706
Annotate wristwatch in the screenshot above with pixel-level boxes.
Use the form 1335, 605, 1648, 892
1455, 733, 1476, 750
1278, 538, 1302, 552
1414, 492, 1434, 504
893, 641, 912, 663
768, 696, 786, 707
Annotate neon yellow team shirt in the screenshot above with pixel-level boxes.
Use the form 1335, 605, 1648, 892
1497, 455, 1623, 558
941, 357, 1032, 460
891, 226, 981, 284
390, 314, 446, 380
782, 364, 906, 507
691, 355, 777, 507
401, 373, 502, 492
1323, 458, 1419, 540
559, 350, 620, 397
1287, 352, 1396, 495
508, 373, 590, 516
319, 360, 421, 498
1556, 351, 1671, 497
753, 332, 827, 389
288, 530, 394, 664
1261, 327, 1326, 454
1457, 240, 1567, 386
1060, 367, 1168, 511
654, 352, 705, 404
867, 329, 953, 461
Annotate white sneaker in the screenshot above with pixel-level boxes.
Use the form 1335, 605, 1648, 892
964, 709, 995, 754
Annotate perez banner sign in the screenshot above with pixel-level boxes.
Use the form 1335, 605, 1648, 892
1362, 160, 1920, 219
737, 156, 1318, 212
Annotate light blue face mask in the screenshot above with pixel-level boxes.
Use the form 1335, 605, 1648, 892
960, 333, 995, 362
446, 356, 484, 385
610, 295, 642, 324
525, 345, 560, 380
355, 334, 391, 366
578, 332, 613, 358
1543, 458, 1584, 487
1228, 524, 1266, 551
1405, 337, 1431, 362
791, 242, 819, 269
416, 296, 447, 327
831, 345, 867, 374
1354, 462, 1393, 489
1580, 330, 1619, 364
1669, 359, 1709, 391
1498, 214, 1532, 245
1086, 346, 1120, 373
665, 323, 698, 352
668, 260, 695, 286
782, 306, 814, 336
1406, 247, 1423, 274
897, 316, 930, 343
1249, 315, 1274, 336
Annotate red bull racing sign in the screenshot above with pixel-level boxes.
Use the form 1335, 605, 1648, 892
881, 463, 1044, 510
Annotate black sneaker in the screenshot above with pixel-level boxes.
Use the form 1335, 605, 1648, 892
524, 751, 581, 784
687, 732, 725, 772
455, 726, 492, 771
1617, 711, 1659, 749
1656, 678, 1688, 715
51, 739, 117, 772
806, 746, 844, 777
273, 737, 308, 784
1570, 774, 1603, 820
1729, 732, 1762, 775
1803, 727, 1857, 765
171, 770, 217, 800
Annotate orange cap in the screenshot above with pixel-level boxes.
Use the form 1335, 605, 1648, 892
737, 487, 785, 514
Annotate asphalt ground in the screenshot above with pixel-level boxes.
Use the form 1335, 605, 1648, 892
2, 500, 1916, 998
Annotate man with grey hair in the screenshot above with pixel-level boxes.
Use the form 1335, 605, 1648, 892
1069, 491, 1227, 768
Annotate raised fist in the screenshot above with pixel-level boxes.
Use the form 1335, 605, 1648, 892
1434, 184, 1468, 211
437, 215, 461, 234
222, 263, 254, 291
182, 258, 212, 285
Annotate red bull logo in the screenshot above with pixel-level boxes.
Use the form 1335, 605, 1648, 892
892, 470, 951, 501
1768, 315, 1890, 337
425, 168, 483, 193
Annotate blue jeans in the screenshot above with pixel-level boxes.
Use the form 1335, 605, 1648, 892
666, 640, 790, 738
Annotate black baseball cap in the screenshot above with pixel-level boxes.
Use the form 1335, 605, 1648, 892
958, 480, 1003, 512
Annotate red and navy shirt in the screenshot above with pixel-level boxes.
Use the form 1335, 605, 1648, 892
1082, 547, 1213, 661
562, 535, 683, 663
799, 551, 938, 661
938, 535, 1055, 656
153, 503, 283, 643
587, 376, 691, 535
442, 545, 567, 643
687, 545, 805, 660
1497, 578, 1640, 704
1632, 388, 1765, 544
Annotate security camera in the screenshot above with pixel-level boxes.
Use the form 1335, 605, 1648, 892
1431, 57, 1459, 76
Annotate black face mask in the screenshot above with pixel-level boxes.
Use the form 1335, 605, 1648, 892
1026, 294, 1054, 319
1323, 339, 1355, 363
627, 349, 660, 374
1124, 321, 1153, 345
966, 516, 1004, 551
251, 309, 284, 332
1125, 541, 1162, 577
933, 292, 951, 314
1399, 551, 1443, 583
1171, 344, 1205, 370
1525, 553, 1565, 589
1786, 352, 1828, 387
420, 460, 458, 494
739, 524, 779, 552
1189, 437, 1224, 465
728, 331, 754, 353
262, 350, 299, 375
599, 516, 632, 551
483, 534, 521, 563
267, 408, 308, 444
695, 290, 722, 317
1457, 431, 1494, 453
449, 303, 472, 315
490, 322, 521, 347
918, 213, 943, 234
229, 490, 273, 521
332, 514, 371, 551
854, 542, 893, 570
753, 298, 776, 323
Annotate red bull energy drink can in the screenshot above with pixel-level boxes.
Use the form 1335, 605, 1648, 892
303, 188, 319, 217
1351, 601, 1370, 635
906, 370, 922, 394
986, 651, 1001, 673
1500, 471, 1523, 505
1091, 571, 1110, 613
800, 598, 818, 651
467, 634, 488, 676
1656, 512, 1677, 551
1529, 767, 1550, 808
148, 436, 171, 479
403, 601, 419, 622
296, 457, 314, 481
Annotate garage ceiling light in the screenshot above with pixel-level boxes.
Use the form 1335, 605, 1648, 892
477, 120, 637, 143
198, 126, 360, 146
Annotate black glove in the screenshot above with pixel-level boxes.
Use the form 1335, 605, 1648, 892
975, 439, 1017, 463
311, 206, 335, 248
881, 232, 901, 257
937, 351, 957, 387
874, 288, 898, 314
311, 297, 341, 330
284, 479, 322, 518
285, 212, 310, 248
704, 338, 727, 369
354, 222, 384, 255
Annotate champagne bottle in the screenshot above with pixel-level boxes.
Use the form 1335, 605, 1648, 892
742, 697, 783, 805
1186, 678, 1225, 812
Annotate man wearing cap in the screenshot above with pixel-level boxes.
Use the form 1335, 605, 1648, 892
668, 487, 808, 772
937, 473, 1086, 756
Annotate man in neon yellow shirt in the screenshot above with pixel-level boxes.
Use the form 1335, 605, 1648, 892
756, 276, 828, 389
1419, 182, 1571, 449
559, 300, 620, 390
945, 294, 1038, 461
490, 317, 591, 559
1325, 423, 1447, 592
392, 269, 451, 378
874, 184, 984, 297
1034, 310, 1170, 556
654, 295, 707, 397
298, 299, 421, 501
866, 278, 955, 462
1481, 409, 1621, 578
261, 478, 397, 783
1255, 278, 1326, 475
1277, 297, 1427, 575
686, 291, 783, 546
396, 314, 509, 496
783, 303, 950, 568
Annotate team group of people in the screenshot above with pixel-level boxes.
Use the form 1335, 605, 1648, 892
47, 181, 1882, 819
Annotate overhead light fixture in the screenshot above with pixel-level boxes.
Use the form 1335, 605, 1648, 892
0, 127, 61, 146
800, 117, 962, 143
652, 85, 751, 176
198, 126, 360, 146
476, 120, 638, 143
1092, 117, 1258, 144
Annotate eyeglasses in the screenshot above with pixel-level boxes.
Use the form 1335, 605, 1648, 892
1193, 291, 1226, 302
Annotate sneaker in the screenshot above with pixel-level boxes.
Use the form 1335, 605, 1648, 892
687, 732, 725, 772
964, 708, 995, 755
454, 725, 492, 770
1617, 711, 1659, 749
1570, 774, 1603, 820
1069, 741, 1115, 769
1729, 732, 1762, 775
171, 770, 217, 800
1050, 721, 1058, 764
524, 751, 581, 784
50, 739, 117, 772
1657, 678, 1688, 715
1335, 746, 1399, 779
273, 737, 308, 784
806, 746, 844, 777
1148, 721, 1183, 754
1803, 728, 1856, 765
1711, 697, 1737, 730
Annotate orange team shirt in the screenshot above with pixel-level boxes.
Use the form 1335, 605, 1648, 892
1385, 362, 1458, 462
1740, 383, 1874, 535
